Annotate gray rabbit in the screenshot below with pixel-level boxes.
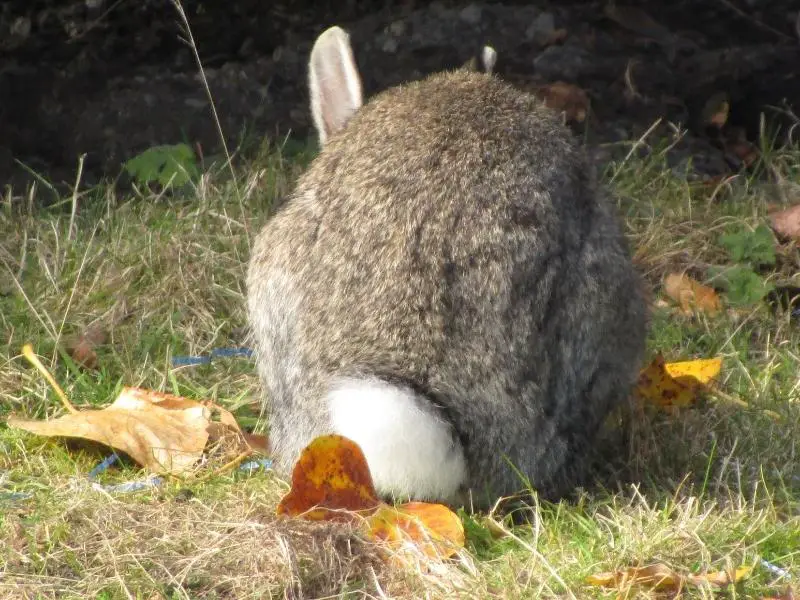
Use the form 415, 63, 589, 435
247, 26, 647, 508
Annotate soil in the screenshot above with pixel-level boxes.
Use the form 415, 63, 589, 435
1, 0, 799, 195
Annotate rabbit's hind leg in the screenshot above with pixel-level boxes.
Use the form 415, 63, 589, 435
326, 377, 467, 504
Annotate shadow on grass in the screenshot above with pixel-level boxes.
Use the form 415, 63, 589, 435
588, 395, 800, 509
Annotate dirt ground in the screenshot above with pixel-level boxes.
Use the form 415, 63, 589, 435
1, 0, 799, 193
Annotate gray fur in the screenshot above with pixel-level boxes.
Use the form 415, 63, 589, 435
247, 26, 647, 507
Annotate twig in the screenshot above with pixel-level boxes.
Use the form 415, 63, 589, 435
68, 154, 85, 242
67, 0, 128, 42
170, 0, 240, 201
714, 0, 794, 43
21, 343, 78, 414
187, 448, 254, 484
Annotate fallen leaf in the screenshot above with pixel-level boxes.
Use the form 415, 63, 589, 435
535, 81, 589, 122
587, 563, 751, 591
723, 127, 760, 168
664, 272, 722, 316
687, 566, 753, 587
729, 140, 760, 168
542, 28, 568, 46
586, 563, 680, 590
7, 387, 250, 475
66, 323, 108, 370
703, 92, 730, 128
636, 354, 722, 408
367, 502, 465, 560
664, 357, 723, 385
65, 304, 131, 370
68, 338, 98, 369
277, 434, 466, 560
769, 204, 800, 242
241, 432, 270, 454
276, 434, 381, 520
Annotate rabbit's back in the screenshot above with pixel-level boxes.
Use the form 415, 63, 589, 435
249, 68, 646, 504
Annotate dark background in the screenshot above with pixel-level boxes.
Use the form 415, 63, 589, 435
1, 0, 798, 192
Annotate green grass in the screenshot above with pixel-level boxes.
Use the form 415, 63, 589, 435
1, 136, 799, 599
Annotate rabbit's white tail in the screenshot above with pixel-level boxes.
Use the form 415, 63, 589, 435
327, 377, 467, 503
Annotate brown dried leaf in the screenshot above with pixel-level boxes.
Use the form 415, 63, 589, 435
68, 337, 99, 370
241, 432, 270, 454
687, 566, 753, 587
729, 140, 760, 168
586, 563, 751, 591
542, 28, 568, 47
586, 563, 680, 590
536, 81, 589, 122
703, 92, 730, 128
66, 323, 108, 370
664, 273, 722, 316
7, 387, 246, 475
723, 127, 760, 168
769, 204, 800, 242
65, 304, 131, 370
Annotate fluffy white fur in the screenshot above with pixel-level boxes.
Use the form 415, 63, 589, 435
327, 377, 467, 502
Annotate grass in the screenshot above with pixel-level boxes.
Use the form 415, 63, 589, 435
1, 130, 799, 598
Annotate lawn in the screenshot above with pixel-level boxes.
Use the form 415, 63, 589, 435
1, 134, 799, 598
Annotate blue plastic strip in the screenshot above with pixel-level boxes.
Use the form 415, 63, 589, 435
171, 347, 253, 367
761, 558, 792, 580
238, 458, 273, 473
88, 453, 120, 479
0, 491, 33, 502
98, 476, 164, 494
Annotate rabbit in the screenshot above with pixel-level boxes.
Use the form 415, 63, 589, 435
247, 25, 647, 508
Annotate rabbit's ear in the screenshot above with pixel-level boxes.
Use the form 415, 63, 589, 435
480, 46, 497, 74
308, 26, 364, 146
461, 45, 497, 74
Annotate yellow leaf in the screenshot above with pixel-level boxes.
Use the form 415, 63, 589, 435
664, 273, 722, 316
586, 563, 681, 590
636, 354, 722, 408
276, 434, 380, 521
637, 355, 698, 408
367, 501, 465, 560
687, 566, 753, 587
664, 357, 723, 385
586, 563, 752, 591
